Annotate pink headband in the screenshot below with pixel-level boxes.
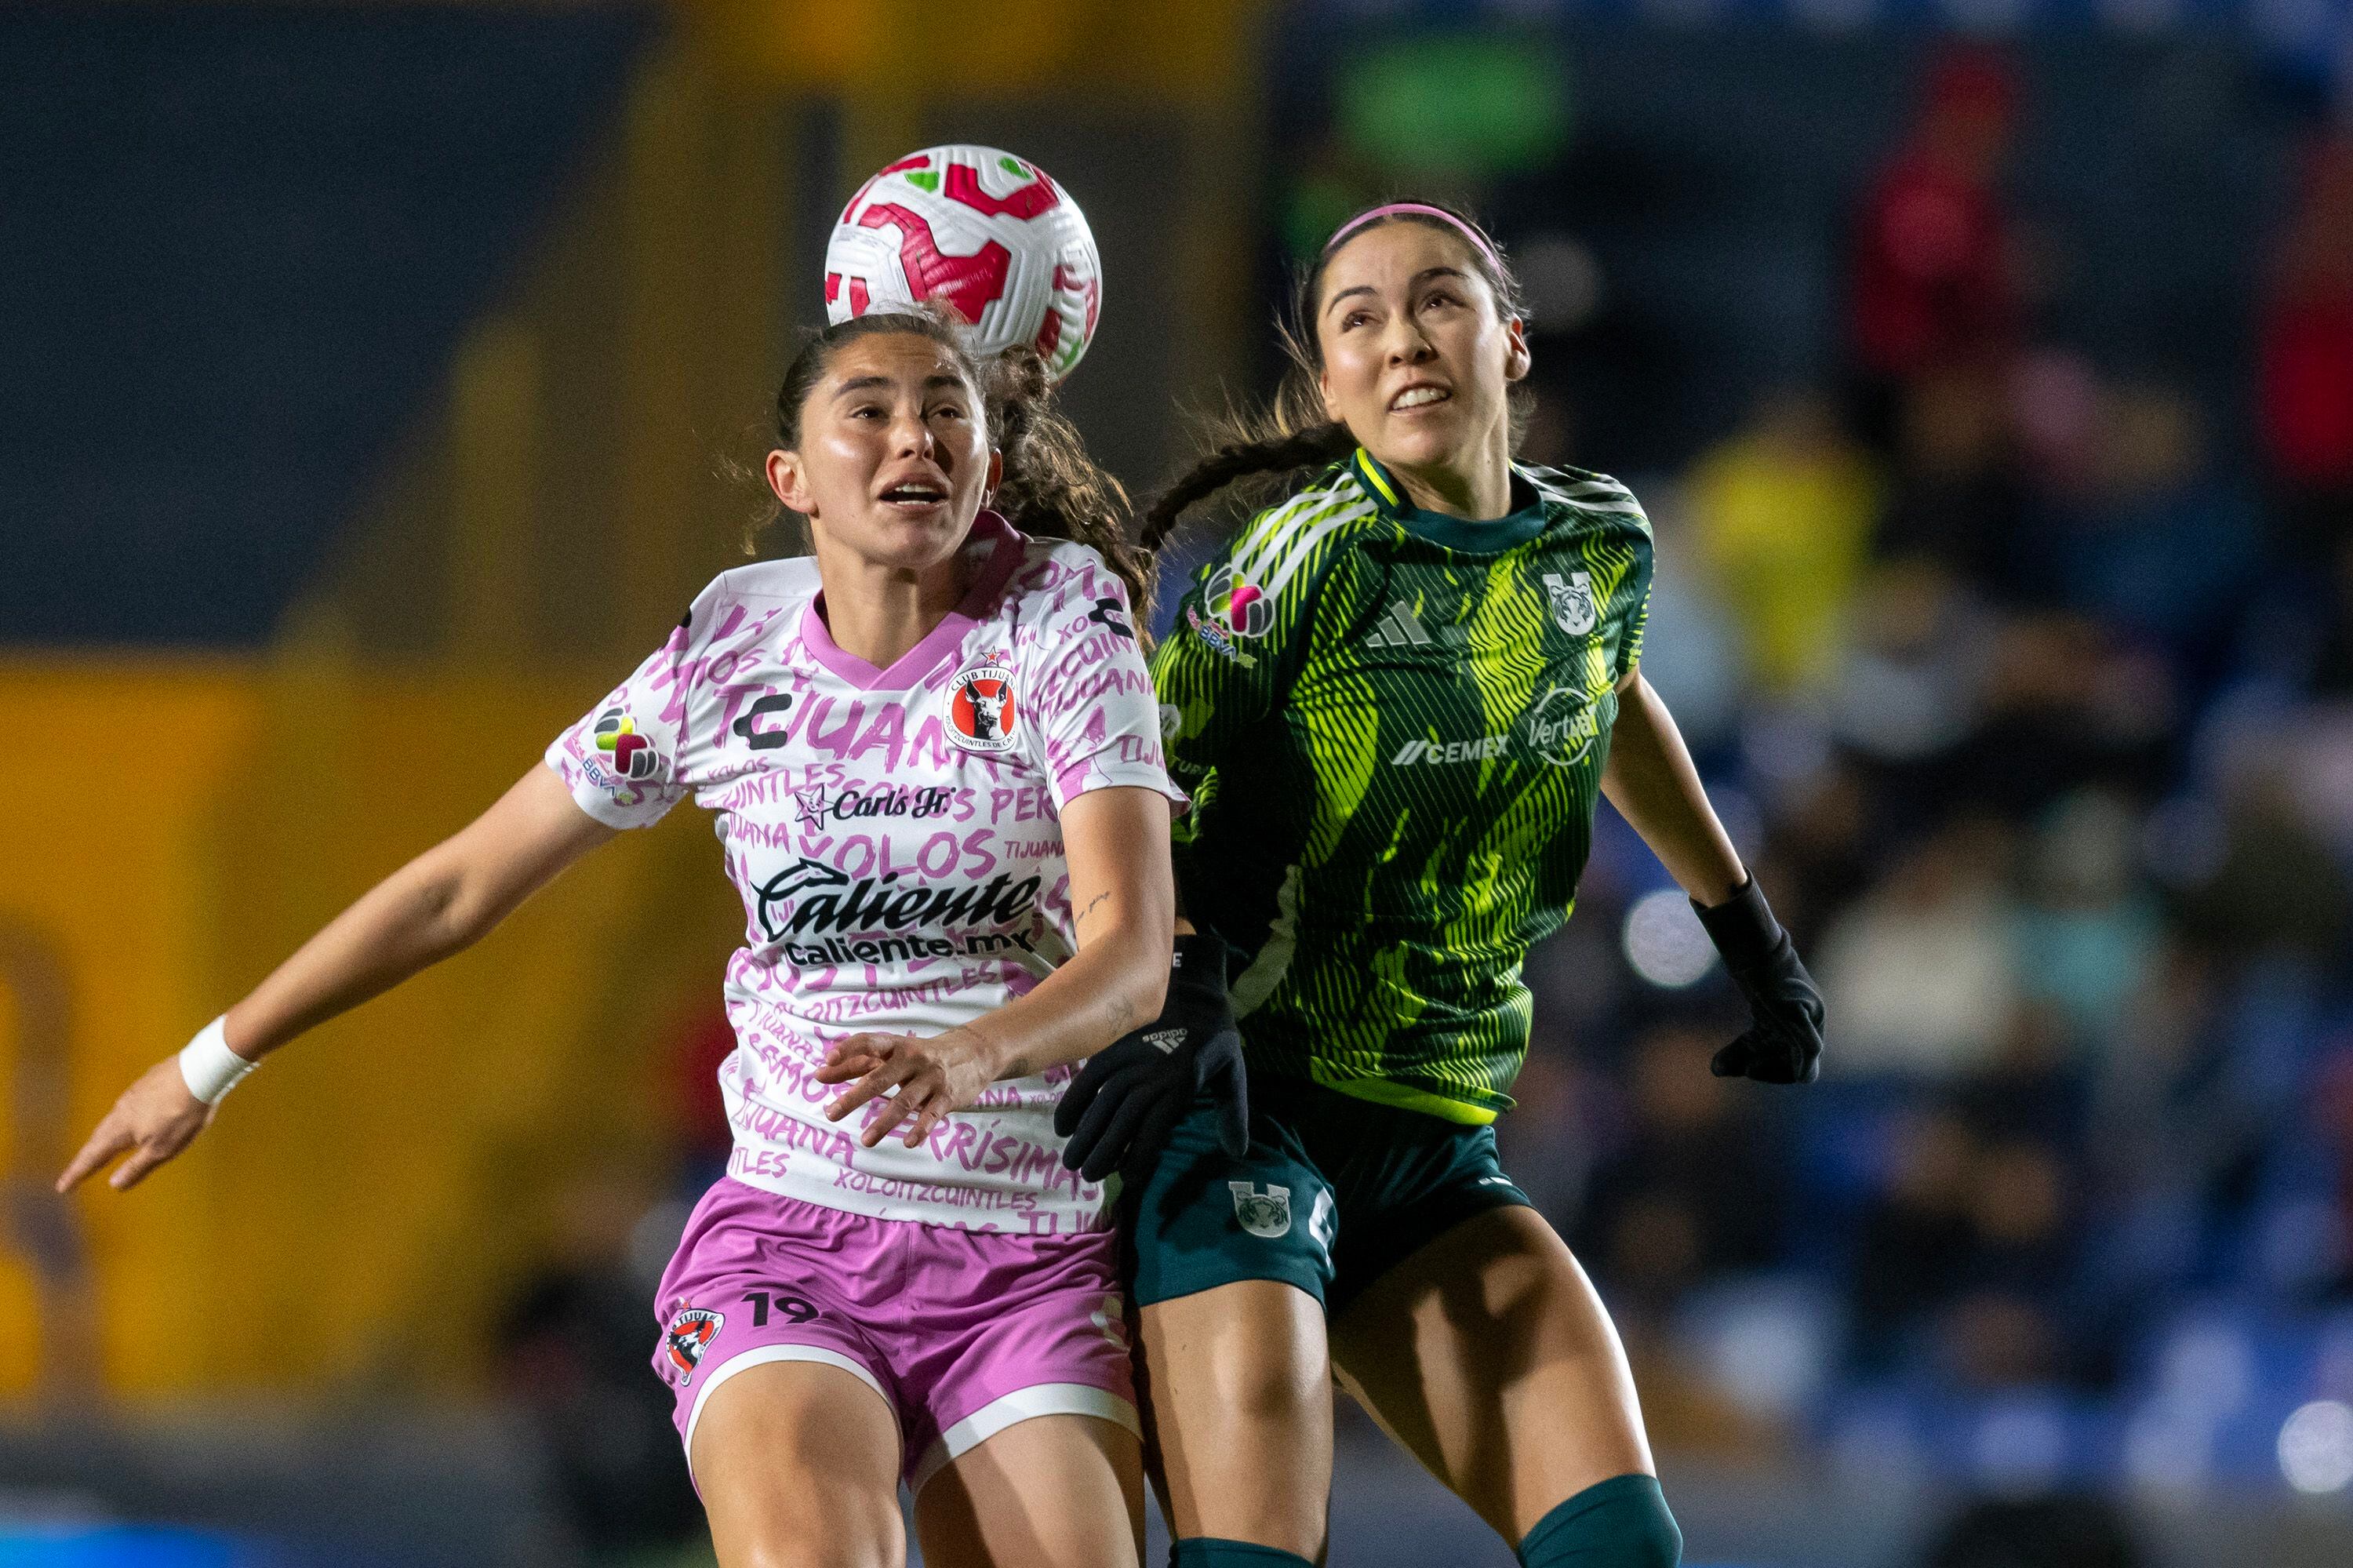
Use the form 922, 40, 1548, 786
1322, 202, 1504, 277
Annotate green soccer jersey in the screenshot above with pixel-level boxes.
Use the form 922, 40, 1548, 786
1151, 448, 1654, 1125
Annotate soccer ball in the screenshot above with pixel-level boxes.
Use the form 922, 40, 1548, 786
824, 145, 1102, 381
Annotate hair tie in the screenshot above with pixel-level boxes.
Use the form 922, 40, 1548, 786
1323, 202, 1504, 277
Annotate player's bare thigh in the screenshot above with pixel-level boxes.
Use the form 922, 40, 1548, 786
1137, 1279, 1334, 1559
691, 1359, 904, 1568
915, 1412, 1145, 1568
1329, 1204, 1654, 1545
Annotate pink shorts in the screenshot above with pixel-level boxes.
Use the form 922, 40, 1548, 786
652, 1179, 1138, 1492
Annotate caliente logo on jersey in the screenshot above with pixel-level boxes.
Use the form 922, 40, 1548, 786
947, 662, 1020, 753
1542, 571, 1598, 636
663, 1304, 723, 1385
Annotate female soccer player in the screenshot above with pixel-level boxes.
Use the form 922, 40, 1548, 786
1057, 205, 1827, 1568
59, 312, 1236, 1568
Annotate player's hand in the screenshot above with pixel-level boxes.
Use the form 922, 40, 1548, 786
1693, 876, 1824, 1085
56, 1057, 216, 1193
1055, 933, 1250, 1186
818, 1027, 1002, 1149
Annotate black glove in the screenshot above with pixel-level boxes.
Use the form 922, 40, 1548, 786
1055, 933, 1251, 1184
1693, 877, 1824, 1085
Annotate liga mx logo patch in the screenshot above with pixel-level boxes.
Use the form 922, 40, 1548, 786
1205, 564, 1274, 639
947, 662, 1020, 754
1542, 571, 1598, 636
664, 1305, 723, 1385
593, 708, 664, 780
1230, 1181, 1293, 1239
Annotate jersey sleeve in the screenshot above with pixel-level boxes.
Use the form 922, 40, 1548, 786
544, 608, 703, 830
1614, 508, 1654, 682
1024, 557, 1189, 813
1147, 507, 1329, 799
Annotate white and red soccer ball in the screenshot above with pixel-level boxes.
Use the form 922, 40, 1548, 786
824, 144, 1102, 381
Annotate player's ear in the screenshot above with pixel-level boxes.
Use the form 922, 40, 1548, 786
984, 447, 1005, 504
1318, 365, 1344, 426
1504, 316, 1532, 385
767, 449, 814, 516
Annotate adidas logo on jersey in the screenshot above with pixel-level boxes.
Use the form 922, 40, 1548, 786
1364, 601, 1434, 649
1392, 734, 1507, 766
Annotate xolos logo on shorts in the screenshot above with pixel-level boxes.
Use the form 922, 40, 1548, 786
947, 662, 1019, 754
664, 1304, 724, 1385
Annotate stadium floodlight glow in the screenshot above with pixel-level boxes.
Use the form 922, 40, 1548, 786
1622, 888, 1717, 989
2278, 1399, 2353, 1495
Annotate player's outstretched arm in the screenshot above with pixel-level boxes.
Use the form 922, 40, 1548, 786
816, 784, 1177, 1151
57, 764, 617, 1193
1602, 670, 1825, 1084
1598, 669, 1747, 905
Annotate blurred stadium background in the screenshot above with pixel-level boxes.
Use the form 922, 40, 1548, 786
6, 1, 2353, 1563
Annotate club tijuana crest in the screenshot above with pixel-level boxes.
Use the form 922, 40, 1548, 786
947, 661, 1020, 754
664, 1305, 722, 1384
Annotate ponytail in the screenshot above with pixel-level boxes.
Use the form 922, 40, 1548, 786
1140, 420, 1354, 550
983, 347, 1155, 620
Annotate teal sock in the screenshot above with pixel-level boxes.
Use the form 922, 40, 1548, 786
1173, 1541, 1315, 1568
1516, 1474, 1682, 1567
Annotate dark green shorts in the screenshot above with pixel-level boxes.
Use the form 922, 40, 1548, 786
1122, 1073, 1531, 1318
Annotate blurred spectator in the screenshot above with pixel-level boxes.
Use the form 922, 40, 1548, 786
1844, 46, 2024, 449
1579, 1024, 1791, 1317
1955, 1002, 2082, 1150
1627, 485, 1745, 751
1850, 1108, 2079, 1389
1924, 615, 2172, 823
2011, 791, 2161, 1053
1828, 562, 1994, 769
1686, 388, 1882, 698
1497, 1028, 1599, 1227
2259, 133, 2353, 566
2172, 758, 2352, 962
2076, 942, 2242, 1352
1756, 759, 1879, 948
1937, 1137, 2075, 1389
1849, 1108, 1980, 1367
497, 1176, 700, 1556
2314, 1042, 2353, 1301
1875, 369, 2024, 596
1813, 818, 2021, 1078
2307, 533, 2353, 697
2026, 380, 2261, 686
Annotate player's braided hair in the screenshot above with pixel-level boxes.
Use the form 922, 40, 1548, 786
1140, 198, 1527, 551
751, 307, 1151, 618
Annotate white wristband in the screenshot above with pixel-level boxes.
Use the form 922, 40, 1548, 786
178, 1016, 257, 1105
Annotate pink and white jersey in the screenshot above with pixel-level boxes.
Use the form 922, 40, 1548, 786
547, 515, 1182, 1235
